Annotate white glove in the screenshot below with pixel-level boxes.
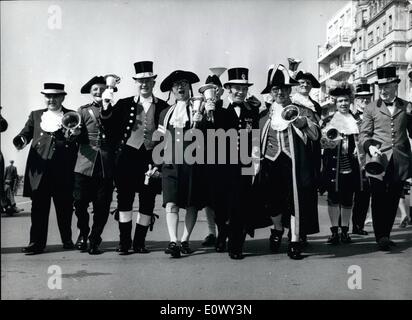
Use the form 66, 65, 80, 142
204, 100, 215, 113
369, 145, 381, 157
102, 89, 114, 109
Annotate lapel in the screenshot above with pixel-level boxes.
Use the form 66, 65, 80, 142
392, 97, 404, 118
377, 99, 391, 117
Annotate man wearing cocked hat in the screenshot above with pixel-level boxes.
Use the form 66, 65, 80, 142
14, 83, 79, 254
360, 66, 412, 251
254, 65, 320, 260
72, 76, 116, 254
101, 61, 168, 255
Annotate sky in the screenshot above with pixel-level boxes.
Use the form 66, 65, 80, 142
0, 0, 346, 171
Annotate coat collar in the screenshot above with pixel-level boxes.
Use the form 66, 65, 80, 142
376, 97, 404, 117
222, 98, 251, 110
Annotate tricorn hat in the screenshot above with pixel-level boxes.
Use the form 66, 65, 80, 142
295, 71, 320, 88
375, 66, 400, 85
160, 70, 200, 92
355, 83, 373, 96
132, 61, 157, 80
223, 67, 253, 89
261, 64, 298, 94
80, 76, 109, 94
41, 83, 67, 95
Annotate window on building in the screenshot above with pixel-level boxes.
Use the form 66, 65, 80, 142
358, 36, 363, 51
388, 15, 392, 31
367, 61, 373, 73
389, 48, 392, 60
383, 53, 386, 64
383, 21, 386, 35
358, 65, 362, 77
377, 56, 380, 66
368, 31, 374, 48
376, 26, 380, 41
409, 11, 412, 28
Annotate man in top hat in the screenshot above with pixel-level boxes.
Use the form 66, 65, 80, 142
209, 67, 260, 260
14, 83, 79, 254
72, 76, 116, 254
254, 64, 320, 259
351, 83, 373, 235
101, 61, 168, 254
360, 66, 412, 250
4, 160, 19, 214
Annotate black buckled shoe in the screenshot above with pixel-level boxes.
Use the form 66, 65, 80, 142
133, 224, 150, 254
287, 242, 303, 260
378, 237, 391, 251
180, 241, 194, 254
165, 242, 181, 258
269, 229, 283, 253
88, 243, 103, 255
63, 240, 75, 250
133, 246, 150, 254
327, 227, 340, 245
116, 244, 131, 255
202, 234, 216, 247
22, 243, 44, 255
75, 235, 88, 251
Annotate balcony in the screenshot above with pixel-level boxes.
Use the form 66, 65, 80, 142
319, 62, 354, 84
318, 33, 352, 64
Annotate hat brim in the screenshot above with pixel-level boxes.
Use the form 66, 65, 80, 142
160, 70, 200, 92
375, 78, 401, 85
132, 72, 157, 80
355, 92, 373, 96
199, 83, 218, 94
223, 81, 253, 89
41, 90, 67, 95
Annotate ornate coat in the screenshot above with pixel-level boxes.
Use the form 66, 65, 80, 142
15, 107, 78, 197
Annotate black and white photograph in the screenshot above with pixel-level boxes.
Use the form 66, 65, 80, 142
1, 0, 412, 306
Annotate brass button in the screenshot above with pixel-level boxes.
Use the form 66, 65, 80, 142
126, 126, 130, 130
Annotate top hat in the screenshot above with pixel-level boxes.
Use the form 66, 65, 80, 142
160, 70, 200, 92
355, 83, 373, 96
375, 66, 401, 85
329, 83, 353, 97
223, 67, 253, 89
80, 76, 110, 94
41, 83, 67, 95
295, 71, 320, 88
132, 61, 157, 80
261, 64, 298, 94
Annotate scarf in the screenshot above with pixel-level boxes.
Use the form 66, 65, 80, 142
327, 111, 359, 135
291, 92, 316, 113
169, 100, 189, 128
40, 109, 64, 132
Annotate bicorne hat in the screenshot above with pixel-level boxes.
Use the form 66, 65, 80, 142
261, 64, 298, 94
41, 83, 67, 95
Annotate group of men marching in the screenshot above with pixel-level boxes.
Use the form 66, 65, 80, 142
12, 60, 412, 260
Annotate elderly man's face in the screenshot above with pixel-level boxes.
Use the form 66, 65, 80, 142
136, 77, 155, 98
228, 84, 248, 103
297, 79, 312, 96
378, 82, 397, 102
270, 86, 291, 106
90, 84, 106, 103
355, 96, 371, 111
44, 94, 65, 111
336, 95, 351, 114
172, 80, 190, 101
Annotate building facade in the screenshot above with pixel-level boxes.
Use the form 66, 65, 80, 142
318, 0, 412, 106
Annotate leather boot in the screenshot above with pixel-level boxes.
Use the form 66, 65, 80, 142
340, 226, 352, 244
133, 224, 150, 253
287, 241, 303, 260
116, 221, 132, 255
327, 226, 340, 245
269, 229, 284, 253
215, 224, 229, 253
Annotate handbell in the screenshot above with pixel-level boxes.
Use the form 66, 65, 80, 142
209, 67, 227, 78
281, 105, 300, 122
199, 84, 217, 101
191, 95, 204, 113
61, 111, 81, 130
365, 153, 386, 175
288, 58, 302, 72
326, 128, 341, 141
104, 74, 121, 91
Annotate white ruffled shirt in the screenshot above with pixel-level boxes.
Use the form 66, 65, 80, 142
40, 109, 64, 132
269, 102, 290, 131
169, 100, 190, 128
326, 111, 359, 135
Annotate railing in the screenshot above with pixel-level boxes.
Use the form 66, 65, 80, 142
318, 32, 353, 59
